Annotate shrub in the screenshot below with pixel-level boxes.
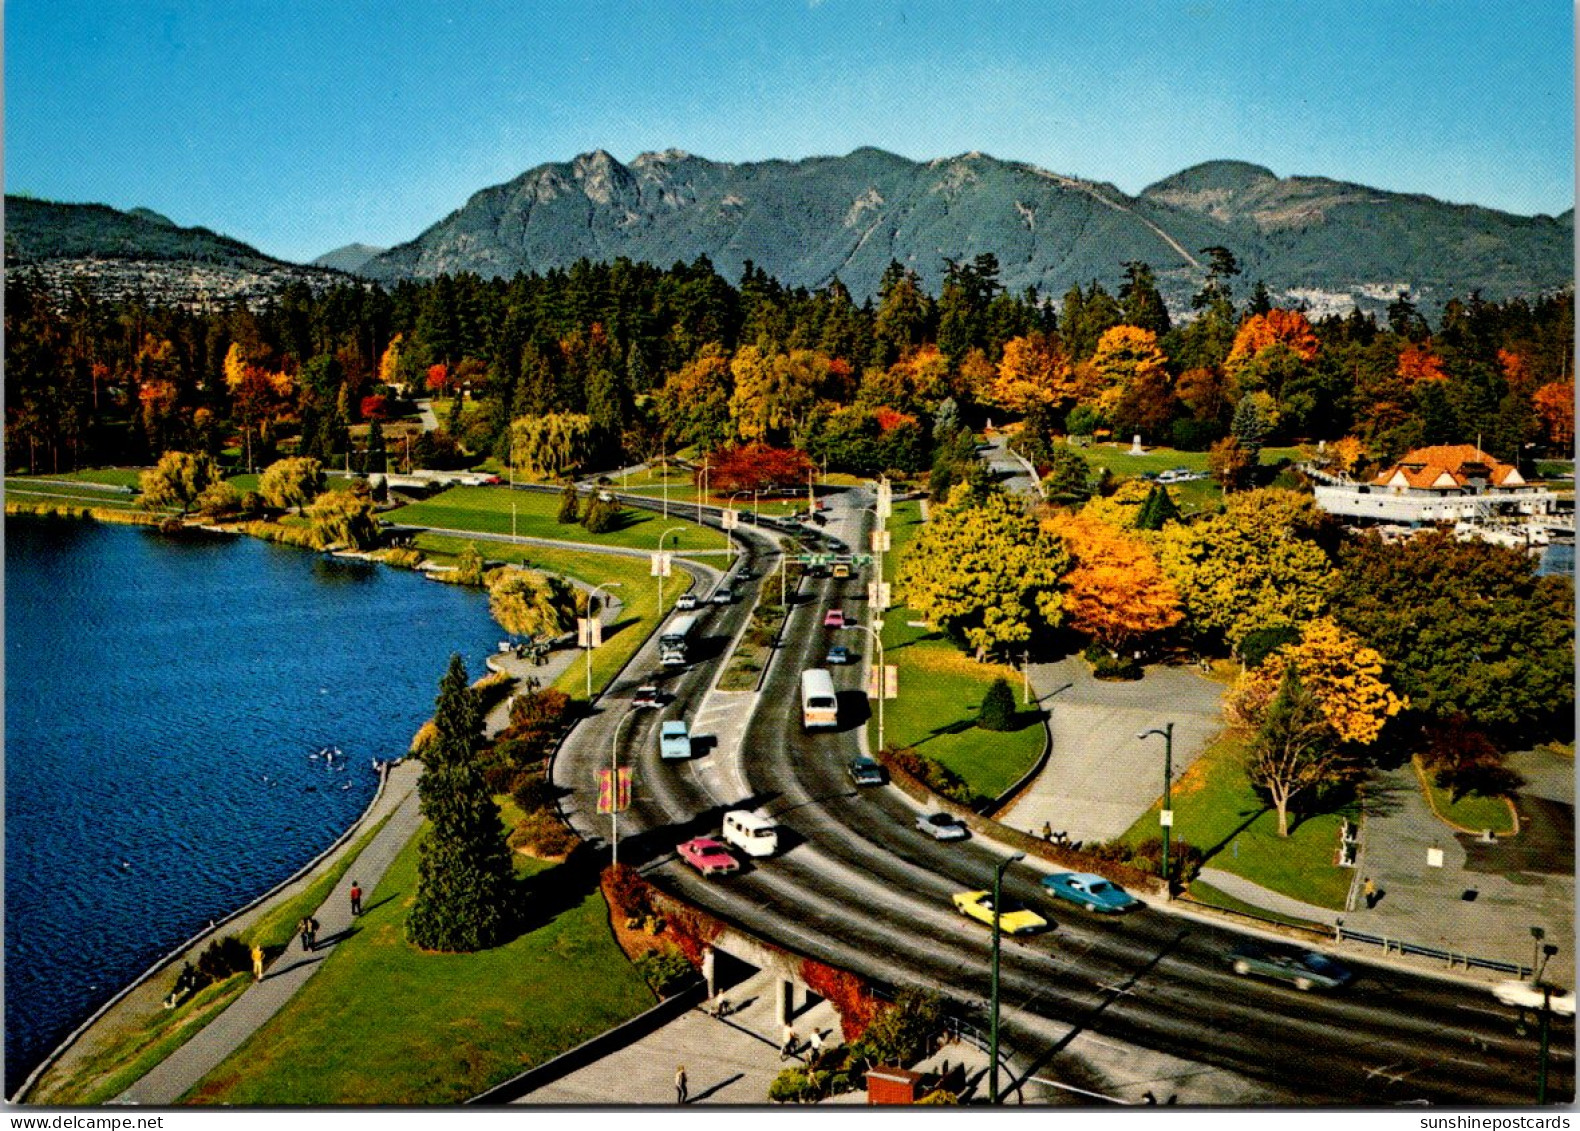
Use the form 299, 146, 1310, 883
509, 808, 578, 858
883, 747, 976, 806
511, 772, 553, 813
634, 945, 695, 996
1239, 624, 1300, 669
1422, 718, 1525, 802
581, 495, 619, 534
768, 1068, 832, 1103
978, 677, 1016, 732
916, 1089, 959, 1105
379, 547, 424, 570
195, 935, 252, 984
1130, 836, 1203, 882
847, 988, 943, 1072
602, 863, 655, 922
556, 484, 580, 525
1090, 653, 1141, 681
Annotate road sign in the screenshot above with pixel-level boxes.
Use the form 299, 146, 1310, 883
871, 529, 891, 553
867, 580, 892, 609
597, 767, 632, 814
577, 617, 603, 648
650, 551, 672, 577
1160, 809, 1174, 828
722, 508, 740, 530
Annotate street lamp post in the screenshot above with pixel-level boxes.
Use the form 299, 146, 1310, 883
655, 525, 687, 614
990, 852, 1026, 1105
1139, 724, 1176, 897
609, 709, 639, 867
849, 621, 887, 753
583, 582, 622, 699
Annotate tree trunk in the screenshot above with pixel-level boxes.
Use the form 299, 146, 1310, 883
1273, 791, 1291, 837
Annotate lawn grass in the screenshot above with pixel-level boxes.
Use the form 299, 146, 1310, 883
612, 464, 806, 518
8, 467, 145, 487
1416, 758, 1517, 836
1120, 732, 1355, 911
29, 814, 392, 1104
5, 480, 148, 509
1074, 441, 1305, 479
870, 500, 1045, 800
183, 822, 654, 1104
388, 485, 722, 554
413, 534, 675, 700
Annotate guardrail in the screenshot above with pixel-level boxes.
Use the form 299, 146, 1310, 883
1334, 924, 1533, 978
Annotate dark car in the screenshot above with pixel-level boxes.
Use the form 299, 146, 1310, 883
1226, 943, 1353, 991
827, 644, 853, 665
847, 755, 885, 786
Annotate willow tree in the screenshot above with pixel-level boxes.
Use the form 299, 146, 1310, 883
407, 655, 515, 951
509, 412, 592, 479
258, 456, 324, 515
306, 489, 379, 550
139, 450, 220, 514
486, 567, 576, 640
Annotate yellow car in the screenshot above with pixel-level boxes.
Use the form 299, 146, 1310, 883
951, 890, 1048, 935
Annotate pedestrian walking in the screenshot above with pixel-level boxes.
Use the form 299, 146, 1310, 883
1362, 877, 1378, 909
675, 1065, 688, 1104
350, 881, 363, 916
1041, 821, 1053, 841
306, 915, 320, 951
251, 944, 265, 982
780, 1024, 798, 1060
298, 917, 312, 953
809, 1029, 824, 1057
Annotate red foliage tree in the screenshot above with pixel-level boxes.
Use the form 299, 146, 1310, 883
708, 443, 814, 493
800, 958, 879, 1041
874, 406, 917, 433
426, 363, 451, 393
360, 394, 391, 421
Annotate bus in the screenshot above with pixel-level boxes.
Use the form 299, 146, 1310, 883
800, 668, 839, 729
659, 614, 699, 666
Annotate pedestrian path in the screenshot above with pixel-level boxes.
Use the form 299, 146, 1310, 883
118, 780, 424, 1104
521, 970, 842, 1105
1195, 868, 1342, 926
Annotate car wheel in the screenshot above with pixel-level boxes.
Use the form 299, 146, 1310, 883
1232, 960, 1251, 976
1294, 977, 1314, 992
1085, 902, 1098, 913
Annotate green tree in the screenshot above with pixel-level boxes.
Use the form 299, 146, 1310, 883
556, 483, 581, 525
1158, 488, 1334, 651
1230, 393, 1268, 459
486, 567, 576, 640
1331, 531, 1574, 740
139, 450, 220, 514
365, 417, 388, 474
897, 485, 1070, 659
407, 655, 516, 952
1119, 261, 1171, 336
580, 494, 621, 534
1245, 667, 1347, 838
1042, 446, 1095, 505
1133, 482, 1181, 530
258, 456, 324, 515
978, 677, 1017, 732
306, 489, 379, 550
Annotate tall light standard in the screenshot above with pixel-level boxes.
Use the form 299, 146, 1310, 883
989, 851, 1026, 1105
848, 621, 887, 753
655, 525, 687, 613
582, 582, 622, 699
609, 708, 639, 866
1138, 724, 1175, 897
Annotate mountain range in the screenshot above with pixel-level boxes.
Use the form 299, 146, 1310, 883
8, 149, 1573, 314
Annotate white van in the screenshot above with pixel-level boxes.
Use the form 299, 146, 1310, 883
721, 810, 779, 858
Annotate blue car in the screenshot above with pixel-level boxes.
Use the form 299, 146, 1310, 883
1041, 872, 1139, 914
827, 644, 853, 665
659, 720, 691, 760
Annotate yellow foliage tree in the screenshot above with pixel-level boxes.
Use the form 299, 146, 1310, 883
1086, 325, 1167, 418
1225, 309, 1318, 368
485, 567, 576, 640
1044, 512, 1182, 655
378, 334, 404, 387
1078, 479, 1153, 529
990, 332, 1080, 414
1228, 618, 1406, 745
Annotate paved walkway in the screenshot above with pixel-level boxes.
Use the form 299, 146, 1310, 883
998, 657, 1225, 845
1341, 755, 1574, 973
521, 970, 843, 1105
1196, 868, 1342, 926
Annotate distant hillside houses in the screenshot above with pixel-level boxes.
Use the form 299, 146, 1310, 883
1314, 445, 1559, 525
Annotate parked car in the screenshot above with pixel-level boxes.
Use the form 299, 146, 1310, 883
847, 755, 885, 786
631, 686, 664, 709
659, 720, 691, 760
677, 837, 739, 876
675, 592, 699, 611
952, 891, 1048, 934
915, 812, 969, 841
827, 644, 853, 665
710, 586, 733, 606
823, 609, 847, 628
1493, 980, 1577, 1015
1041, 872, 1139, 914
1226, 944, 1353, 991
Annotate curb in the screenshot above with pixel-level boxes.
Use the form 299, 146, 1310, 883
1410, 756, 1521, 838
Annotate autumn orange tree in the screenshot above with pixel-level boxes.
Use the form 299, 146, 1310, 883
990, 332, 1080, 415
1086, 325, 1169, 423
1045, 512, 1182, 656
709, 443, 813, 494
1533, 380, 1575, 447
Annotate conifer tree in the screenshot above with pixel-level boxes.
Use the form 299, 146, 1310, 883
407, 655, 514, 952
978, 677, 1017, 732
556, 483, 581, 525
1133, 483, 1181, 530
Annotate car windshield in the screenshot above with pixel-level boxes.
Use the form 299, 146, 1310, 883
1301, 953, 1345, 975
1088, 882, 1112, 895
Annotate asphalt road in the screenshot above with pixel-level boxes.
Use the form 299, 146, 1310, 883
551, 488, 1573, 1106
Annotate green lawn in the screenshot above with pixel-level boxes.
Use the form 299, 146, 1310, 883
5, 480, 147, 509
9, 467, 146, 487
183, 821, 654, 1104
1185, 881, 1330, 933
389, 486, 724, 554
613, 465, 807, 518
414, 534, 677, 700
1073, 442, 1305, 478
1121, 732, 1355, 911
870, 500, 1045, 800
1417, 759, 1517, 836
225, 471, 361, 495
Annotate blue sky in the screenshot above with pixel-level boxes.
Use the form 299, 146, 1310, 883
7, 0, 1573, 263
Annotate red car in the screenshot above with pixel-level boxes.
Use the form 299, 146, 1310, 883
677, 837, 739, 876
823, 609, 847, 628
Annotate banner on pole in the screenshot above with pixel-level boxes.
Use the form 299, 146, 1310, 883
649, 551, 672, 577
722, 508, 740, 530
577, 617, 602, 648
871, 529, 891, 552
597, 767, 632, 814
867, 581, 892, 610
